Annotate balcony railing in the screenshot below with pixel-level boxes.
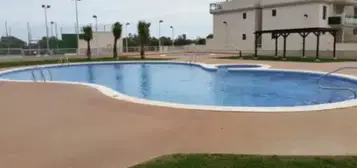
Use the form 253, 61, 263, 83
328, 15, 357, 25
345, 16, 357, 24
209, 2, 223, 13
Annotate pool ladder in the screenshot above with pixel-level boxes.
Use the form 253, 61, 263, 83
58, 55, 70, 65
31, 66, 53, 82
317, 66, 357, 99
187, 52, 199, 64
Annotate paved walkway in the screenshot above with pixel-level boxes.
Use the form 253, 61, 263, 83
1, 56, 357, 168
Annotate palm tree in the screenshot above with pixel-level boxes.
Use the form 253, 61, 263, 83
137, 21, 151, 59
112, 22, 122, 59
82, 25, 93, 60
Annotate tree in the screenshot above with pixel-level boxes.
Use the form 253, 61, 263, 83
206, 34, 214, 39
137, 21, 151, 59
196, 37, 206, 45
112, 22, 122, 59
82, 26, 93, 60
0, 36, 26, 48
174, 34, 193, 46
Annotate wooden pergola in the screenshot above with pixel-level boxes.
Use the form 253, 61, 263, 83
254, 27, 339, 60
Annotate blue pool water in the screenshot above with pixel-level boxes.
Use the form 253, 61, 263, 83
217, 64, 262, 69
1, 62, 357, 107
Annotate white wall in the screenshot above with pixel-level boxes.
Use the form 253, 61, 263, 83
78, 32, 123, 55
260, 0, 315, 6
213, 10, 257, 50
219, 0, 259, 11
209, 0, 357, 52
261, 3, 334, 50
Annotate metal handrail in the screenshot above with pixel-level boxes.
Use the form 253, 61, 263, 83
317, 66, 357, 99
58, 55, 70, 65
31, 66, 52, 82
40, 67, 53, 81
31, 69, 37, 81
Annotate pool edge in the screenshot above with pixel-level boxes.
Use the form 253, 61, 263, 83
1, 61, 357, 113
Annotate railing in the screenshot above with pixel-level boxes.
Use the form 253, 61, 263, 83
344, 16, 357, 25
328, 15, 357, 25
31, 66, 52, 82
317, 66, 357, 99
58, 55, 70, 65
209, 2, 223, 12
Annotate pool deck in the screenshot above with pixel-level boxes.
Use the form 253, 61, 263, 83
2, 55, 357, 168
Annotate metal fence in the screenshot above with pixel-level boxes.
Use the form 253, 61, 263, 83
0, 46, 162, 57
0, 45, 242, 56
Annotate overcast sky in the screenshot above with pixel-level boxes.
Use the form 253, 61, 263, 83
0, 0, 215, 42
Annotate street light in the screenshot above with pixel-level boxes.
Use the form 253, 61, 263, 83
93, 15, 99, 57
54, 22, 58, 39
50, 21, 54, 37
50, 21, 59, 51
223, 21, 228, 47
125, 22, 130, 52
170, 26, 174, 47
42, 4, 50, 55
158, 20, 163, 52
73, 0, 81, 55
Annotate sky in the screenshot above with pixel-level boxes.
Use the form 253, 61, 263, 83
0, 0, 215, 42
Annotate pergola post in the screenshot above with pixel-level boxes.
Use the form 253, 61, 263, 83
274, 33, 280, 57
313, 31, 321, 61
328, 30, 337, 59
254, 28, 337, 61
282, 32, 290, 60
254, 32, 261, 58
333, 33, 336, 59
298, 32, 309, 58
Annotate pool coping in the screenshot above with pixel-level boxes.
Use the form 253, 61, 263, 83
1, 61, 357, 112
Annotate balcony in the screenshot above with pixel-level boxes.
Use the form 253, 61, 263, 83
209, 2, 223, 13
328, 15, 357, 26
209, 0, 261, 14
345, 16, 357, 24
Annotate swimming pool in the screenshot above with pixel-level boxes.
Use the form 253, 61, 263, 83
1, 61, 357, 112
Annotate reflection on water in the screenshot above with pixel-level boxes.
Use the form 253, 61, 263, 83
114, 64, 124, 91
140, 64, 151, 98
87, 65, 95, 83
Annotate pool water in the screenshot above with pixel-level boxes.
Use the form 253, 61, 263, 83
1, 62, 357, 107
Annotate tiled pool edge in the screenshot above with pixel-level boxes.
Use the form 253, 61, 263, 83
1, 61, 357, 113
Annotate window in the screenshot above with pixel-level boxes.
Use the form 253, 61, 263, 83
323, 6, 327, 20
243, 12, 247, 19
242, 34, 246, 40
272, 9, 277, 16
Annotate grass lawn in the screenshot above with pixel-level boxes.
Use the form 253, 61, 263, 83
0, 56, 173, 68
131, 154, 357, 168
216, 55, 356, 63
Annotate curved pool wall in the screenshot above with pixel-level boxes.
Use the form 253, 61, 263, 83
1, 61, 357, 112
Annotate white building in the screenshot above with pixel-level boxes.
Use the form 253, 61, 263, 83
78, 32, 123, 56
208, 0, 357, 56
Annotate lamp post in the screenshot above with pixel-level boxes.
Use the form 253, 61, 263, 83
50, 21, 56, 52
5, 21, 8, 36
158, 20, 163, 52
50, 21, 54, 38
50, 21, 58, 39
42, 4, 50, 55
54, 22, 58, 51
223, 21, 228, 47
74, 0, 80, 55
125, 22, 130, 52
93, 15, 99, 57
170, 26, 174, 47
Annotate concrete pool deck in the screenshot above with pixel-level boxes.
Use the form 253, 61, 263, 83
1, 55, 357, 168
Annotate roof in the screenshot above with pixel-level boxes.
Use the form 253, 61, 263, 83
255, 27, 339, 34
